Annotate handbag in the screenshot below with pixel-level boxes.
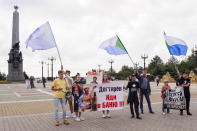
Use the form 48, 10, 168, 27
65, 90, 72, 100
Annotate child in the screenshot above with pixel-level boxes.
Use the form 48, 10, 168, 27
161, 80, 171, 115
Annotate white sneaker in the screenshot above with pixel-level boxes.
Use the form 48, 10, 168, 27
107, 114, 111, 118
75, 117, 81, 121
102, 114, 106, 118
162, 112, 166, 115
80, 116, 85, 121
71, 113, 76, 118
66, 115, 70, 118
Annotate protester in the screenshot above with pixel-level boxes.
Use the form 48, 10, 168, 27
137, 70, 154, 114
102, 74, 111, 118
51, 70, 70, 126
72, 74, 84, 121
90, 76, 98, 84
161, 80, 171, 115
64, 70, 75, 118
42, 77, 46, 88
178, 73, 192, 116
126, 74, 142, 119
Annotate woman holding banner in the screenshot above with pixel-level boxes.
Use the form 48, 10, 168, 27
161, 80, 171, 115
102, 74, 111, 118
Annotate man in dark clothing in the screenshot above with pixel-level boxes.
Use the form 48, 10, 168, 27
42, 77, 46, 88
136, 70, 154, 114
126, 74, 142, 119
178, 73, 192, 116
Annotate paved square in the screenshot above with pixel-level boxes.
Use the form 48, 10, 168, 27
0, 82, 197, 131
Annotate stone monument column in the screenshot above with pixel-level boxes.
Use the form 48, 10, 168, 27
7, 6, 25, 81
12, 6, 19, 47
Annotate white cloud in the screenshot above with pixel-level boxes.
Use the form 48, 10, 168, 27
0, 0, 197, 77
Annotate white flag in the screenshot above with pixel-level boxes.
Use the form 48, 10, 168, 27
25, 21, 56, 51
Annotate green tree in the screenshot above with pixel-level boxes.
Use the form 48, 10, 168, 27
0, 72, 6, 80
23, 71, 29, 80
147, 55, 165, 80
116, 65, 134, 80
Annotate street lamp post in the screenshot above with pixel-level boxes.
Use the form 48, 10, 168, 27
108, 59, 114, 80
141, 54, 148, 70
193, 46, 197, 74
98, 64, 102, 72
48, 56, 56, 80
46, 63, 49, 78
134, 62, 139, 73
39, 61, 46, 79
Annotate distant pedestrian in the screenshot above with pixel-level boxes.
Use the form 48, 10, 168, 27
51, 70, 70, 126
155, 76, 159, 86
30, 76, 34, 89
126, 74, 142, 119
161, 80, 171, 115
137, 70, 154, 114
25, 79, 30, 89
42, 77, 46, 88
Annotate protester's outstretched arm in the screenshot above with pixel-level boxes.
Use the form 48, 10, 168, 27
135, 70, 141, 80
175, 66, 181, 78
90, 86, 96, 98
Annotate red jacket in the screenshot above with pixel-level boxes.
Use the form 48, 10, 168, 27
161, 85, 171, 99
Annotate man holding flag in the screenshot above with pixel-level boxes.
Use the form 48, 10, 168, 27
164, 32, 192, 116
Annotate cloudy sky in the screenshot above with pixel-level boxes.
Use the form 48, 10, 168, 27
0, 0, 197, 77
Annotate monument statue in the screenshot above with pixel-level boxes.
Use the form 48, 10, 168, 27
7, 6, 25, 81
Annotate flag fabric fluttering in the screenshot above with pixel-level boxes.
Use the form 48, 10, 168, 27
25, 21, 56, 51
99, 36, 128, 55
164, 34, 188, 56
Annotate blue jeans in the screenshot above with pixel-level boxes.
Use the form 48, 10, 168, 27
54, 98, 67, 121
140, 91, 152, 112
162, 99, 170, 113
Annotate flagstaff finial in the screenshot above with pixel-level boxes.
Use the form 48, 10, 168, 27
14, 5, 18, 11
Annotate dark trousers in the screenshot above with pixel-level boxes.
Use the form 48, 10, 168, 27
140, 91, 152, 112
157, 81, 159, 86
180, 97, 190, 113
43, 82, 46, 88
130, 99, 139, 117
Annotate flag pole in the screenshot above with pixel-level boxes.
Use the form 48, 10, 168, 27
172, 55, 181, 77
116, 35, 135, 67
48, 22, 63, 70
55, 44, 63, 69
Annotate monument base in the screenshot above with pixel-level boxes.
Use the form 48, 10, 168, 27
7, 63, 25, 81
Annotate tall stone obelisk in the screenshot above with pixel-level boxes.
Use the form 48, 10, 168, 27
7, 6, 25, 81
